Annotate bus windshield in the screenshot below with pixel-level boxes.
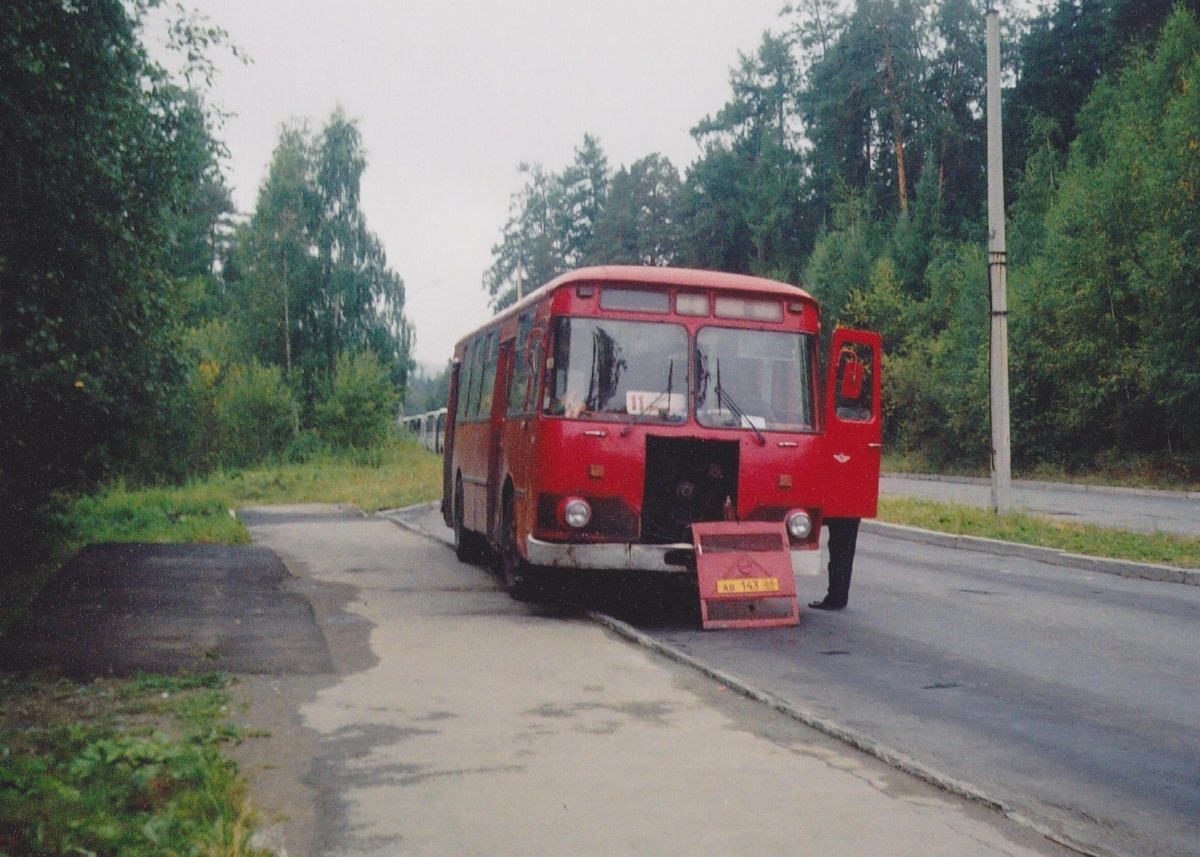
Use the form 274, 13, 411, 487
694, 327, 816, 432
547, 317, 688, 421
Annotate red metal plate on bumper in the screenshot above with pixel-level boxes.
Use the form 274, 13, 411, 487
692, 521, 798, 630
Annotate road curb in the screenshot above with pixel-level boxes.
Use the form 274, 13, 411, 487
377, 501, 444, 540
863, 520, 1200, 586
590, 611, 1113, 857
881, 472, 1200, 501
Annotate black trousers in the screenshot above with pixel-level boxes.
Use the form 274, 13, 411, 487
823, 517, 860, 607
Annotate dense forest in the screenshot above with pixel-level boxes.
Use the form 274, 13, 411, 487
483, 0, 1200, 481
3, 0, 1199, 569
1, 0, 414, 559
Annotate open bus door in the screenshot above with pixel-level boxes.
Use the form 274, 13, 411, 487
441, 358, 462, 524
823, 329, 882, 519
486, 338, 515, 542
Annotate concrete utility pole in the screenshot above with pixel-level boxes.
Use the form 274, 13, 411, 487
986, 7, 1012, 513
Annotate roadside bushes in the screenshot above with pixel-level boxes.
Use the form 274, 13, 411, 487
155, 321, 296, 474
212, 349, 397, 467
152, 341, 399, 476
214, 362, 296, 468
313, 350, 399, 450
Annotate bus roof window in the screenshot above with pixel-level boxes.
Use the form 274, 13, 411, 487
714, 297, 783, 322
599, 289, 669, 313
675, 293, 709, 316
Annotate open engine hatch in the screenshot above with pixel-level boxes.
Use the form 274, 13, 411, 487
641, 436, 739, 544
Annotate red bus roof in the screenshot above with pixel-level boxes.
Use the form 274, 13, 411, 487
456, 266, 817, 350
542, 266, 815, 301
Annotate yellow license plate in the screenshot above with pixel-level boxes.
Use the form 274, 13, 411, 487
716, 577, 780, 595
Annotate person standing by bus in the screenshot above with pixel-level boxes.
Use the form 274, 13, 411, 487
809, 517, 860, 611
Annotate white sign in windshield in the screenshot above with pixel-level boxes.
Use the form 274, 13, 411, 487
626, 391, 686, 417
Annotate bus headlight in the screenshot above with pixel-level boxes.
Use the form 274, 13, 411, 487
561, 497, 592, 529
786, 510, 813, 540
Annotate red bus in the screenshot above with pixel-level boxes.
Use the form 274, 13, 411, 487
441, 266, 881, 604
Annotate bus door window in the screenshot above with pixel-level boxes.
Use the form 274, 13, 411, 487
834, 343, 874, 422
465, 337, 484, 419
526, 321, 546, 412
508, 312, 541, 416
477, 332, 499, 417
695, 328, 816, 432
465, 334, 488, 419
456, 341, 476, 419
545, 317, 687, 421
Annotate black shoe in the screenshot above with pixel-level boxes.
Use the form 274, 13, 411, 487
808, 599, 846, 611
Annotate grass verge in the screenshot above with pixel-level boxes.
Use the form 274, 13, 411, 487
67, 437, 444, 549
0, 671, 270, 856
881, 451, 1200, 492
877, 496, 1200, 569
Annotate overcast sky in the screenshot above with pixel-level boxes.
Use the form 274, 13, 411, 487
152, 1, 793, 369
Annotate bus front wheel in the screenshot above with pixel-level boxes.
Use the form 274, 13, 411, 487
498, 491, 538, 601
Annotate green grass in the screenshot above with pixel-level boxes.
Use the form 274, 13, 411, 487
67, 437, 444, 549
69, 484, 252, 546
0, 671, 270, 857
878, 496, 1200, 569
881, 451, 1200, 492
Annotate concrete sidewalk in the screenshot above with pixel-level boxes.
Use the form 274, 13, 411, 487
238, 504, 1068, 857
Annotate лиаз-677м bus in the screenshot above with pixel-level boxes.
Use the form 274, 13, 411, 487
441, 266, 880, 625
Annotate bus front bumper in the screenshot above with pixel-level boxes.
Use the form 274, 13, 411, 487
526, 536, 821, 576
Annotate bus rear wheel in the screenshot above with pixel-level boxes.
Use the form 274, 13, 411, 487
454, 478, 485, 564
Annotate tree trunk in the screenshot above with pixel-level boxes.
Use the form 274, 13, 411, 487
885, 50, 909, 216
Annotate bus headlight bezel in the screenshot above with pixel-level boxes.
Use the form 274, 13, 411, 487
786, 509, 813, 540
561, 497, 593, 529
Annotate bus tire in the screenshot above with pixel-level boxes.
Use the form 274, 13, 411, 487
454, 478, 483, 564
498, 490, 538, 601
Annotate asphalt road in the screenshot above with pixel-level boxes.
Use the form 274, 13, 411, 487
881, 474, 1200, 538
0, 542, 334, 677
394, 504, 1200, 857
632, 531, 1200, 857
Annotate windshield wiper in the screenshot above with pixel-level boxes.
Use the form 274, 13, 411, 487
716, 359, 766, 446
621, 359, 676, 436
